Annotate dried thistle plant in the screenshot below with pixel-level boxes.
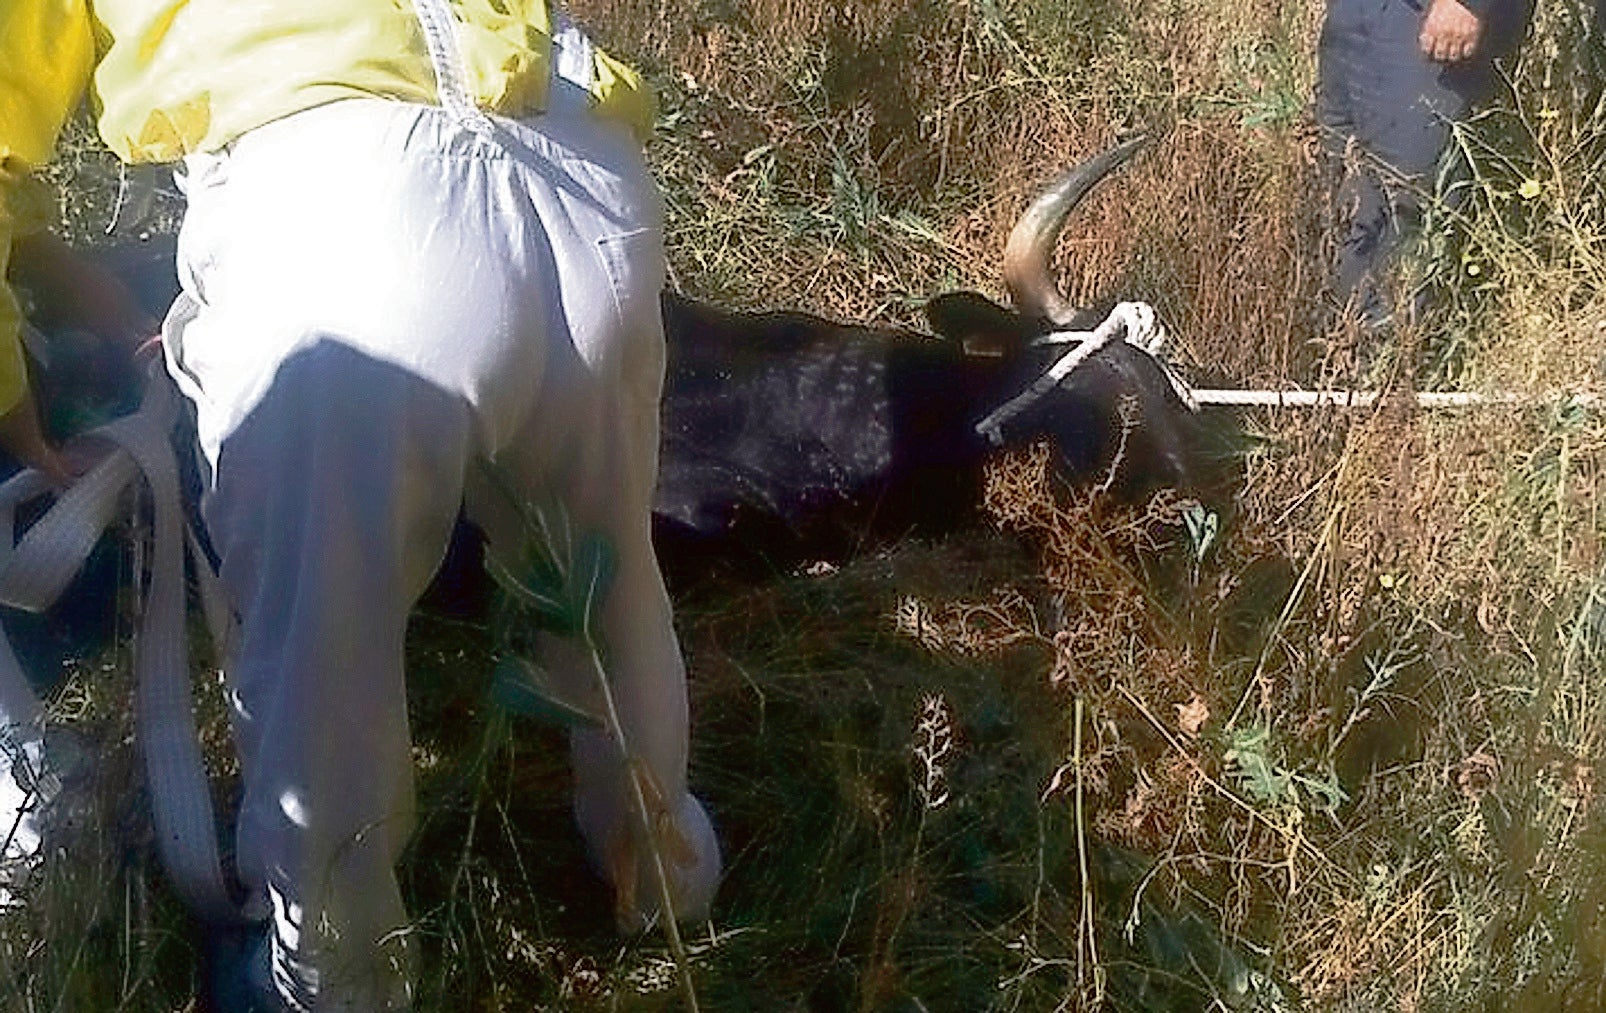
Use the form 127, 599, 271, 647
892, 589, 1039, 656
912, 694, 955, 811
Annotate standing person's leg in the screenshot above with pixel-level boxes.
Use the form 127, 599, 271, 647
1319, 0, 1483, 329
1317, 0, 1389, 325
462, 104, 720, 933
165, 99, 558, 1009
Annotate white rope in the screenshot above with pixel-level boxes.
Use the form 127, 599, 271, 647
0, 367, 245, 923
974, 302, 1145, 445
975, 301, 1191, 445
1187, 389, 1532, 408
974, 300, 1598, 438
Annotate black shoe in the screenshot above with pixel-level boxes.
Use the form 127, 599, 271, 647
202, 921, 284, 1013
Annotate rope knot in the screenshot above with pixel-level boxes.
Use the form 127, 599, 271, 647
975, 300, 1197, 447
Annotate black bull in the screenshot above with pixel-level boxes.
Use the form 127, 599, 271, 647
24, 140, 1211, 593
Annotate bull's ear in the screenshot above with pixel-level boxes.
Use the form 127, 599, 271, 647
924, 291, 1033, 358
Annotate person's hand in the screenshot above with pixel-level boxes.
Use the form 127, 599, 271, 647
11, 231, 159, 351
6, 231, 154, 483
0, 392, 89, 487
1420, 0, 1484, 63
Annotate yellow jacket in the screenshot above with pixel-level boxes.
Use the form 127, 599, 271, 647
0, 0, 655, 420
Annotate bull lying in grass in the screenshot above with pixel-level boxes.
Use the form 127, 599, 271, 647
24, 138, 1205, 595
653, 138, 1203, 579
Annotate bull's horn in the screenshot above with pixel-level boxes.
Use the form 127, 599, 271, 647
1002, 134, 1149, 326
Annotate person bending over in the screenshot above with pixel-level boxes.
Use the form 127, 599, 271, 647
0, 2, 721, 1008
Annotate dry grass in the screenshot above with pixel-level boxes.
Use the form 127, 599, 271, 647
6, 0, 1606, 1009
569, 1, 1606, 1008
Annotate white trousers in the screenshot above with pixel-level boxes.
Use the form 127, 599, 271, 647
163, 97, 719, 1009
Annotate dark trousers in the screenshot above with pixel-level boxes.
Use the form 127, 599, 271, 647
1317, 0, 1503, 326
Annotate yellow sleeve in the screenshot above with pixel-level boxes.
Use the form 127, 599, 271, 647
592, 47, 657, 145
0, 0, 97, 417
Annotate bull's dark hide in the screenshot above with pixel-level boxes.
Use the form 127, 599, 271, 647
653, 290, 1202, 578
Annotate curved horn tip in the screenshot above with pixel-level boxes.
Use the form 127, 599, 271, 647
1002, 135, 1150, 325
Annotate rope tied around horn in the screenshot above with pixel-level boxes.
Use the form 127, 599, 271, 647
974, 301, 1199, 446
